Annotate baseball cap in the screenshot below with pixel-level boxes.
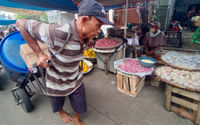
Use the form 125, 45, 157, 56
78, 0, 113, 25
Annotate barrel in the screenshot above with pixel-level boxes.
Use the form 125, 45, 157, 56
0, 31, 28, 81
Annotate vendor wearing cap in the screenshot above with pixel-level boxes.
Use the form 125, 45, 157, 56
16, 0, 112, 125
143, 22, 166, 60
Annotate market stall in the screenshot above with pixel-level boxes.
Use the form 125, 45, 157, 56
114, 58, 155, 97
0, 0, 172, 114
155, 51, 200, 124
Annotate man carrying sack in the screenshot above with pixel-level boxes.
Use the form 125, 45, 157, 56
16, 0, 112, 125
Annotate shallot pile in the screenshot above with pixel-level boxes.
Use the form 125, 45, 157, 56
118, 59, 152, 73
95, 38, 119, 48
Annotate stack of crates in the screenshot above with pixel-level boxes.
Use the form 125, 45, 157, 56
164, 31, 183, 48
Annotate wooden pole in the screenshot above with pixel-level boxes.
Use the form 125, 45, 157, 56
124, 0, 128, 38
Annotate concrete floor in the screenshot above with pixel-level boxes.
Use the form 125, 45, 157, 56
182, 30, 200, 50
0, 30, 198, 125
0, 66, 194, 125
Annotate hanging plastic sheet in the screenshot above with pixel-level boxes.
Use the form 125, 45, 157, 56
114, 8, 140, 27
0, 0, 49, 11
0, 17, 16, 25
2, 0, 154, 12
6, 0, 77, 12
0, 20, 16, 25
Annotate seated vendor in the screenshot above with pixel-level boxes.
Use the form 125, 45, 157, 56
143, 22, 166, 60
125, 26, 139, 58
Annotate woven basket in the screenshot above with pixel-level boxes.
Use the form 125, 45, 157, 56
161, 51, 200, 71
155, 66, 200, 92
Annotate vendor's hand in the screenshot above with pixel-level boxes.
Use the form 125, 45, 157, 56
37, 53, 52, 68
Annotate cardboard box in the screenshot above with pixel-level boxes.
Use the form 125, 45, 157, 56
20, 42, 49, 67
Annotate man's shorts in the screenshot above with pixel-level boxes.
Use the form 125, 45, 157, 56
49, 83, 87, 114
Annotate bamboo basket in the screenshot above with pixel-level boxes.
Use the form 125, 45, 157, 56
161, 52, 200, 71
155, 67, 200, 92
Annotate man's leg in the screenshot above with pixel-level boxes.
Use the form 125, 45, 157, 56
49, 96, 72, 123
69, 83, 87, 125
73, 112, 85, 125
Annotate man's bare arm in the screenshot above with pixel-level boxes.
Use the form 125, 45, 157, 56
16, 19, 51, 68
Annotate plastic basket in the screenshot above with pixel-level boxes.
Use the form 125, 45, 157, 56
138, 57, 156, 68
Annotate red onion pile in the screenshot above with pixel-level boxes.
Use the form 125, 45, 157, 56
95, 38, 120, 48
118, 59, 152, 73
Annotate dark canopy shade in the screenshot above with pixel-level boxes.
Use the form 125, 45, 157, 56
0, 0, 154, 12
6, 0, 77, 12
0, 0, 155, 25
74, 0, 155, 6
0, 0, 50, 11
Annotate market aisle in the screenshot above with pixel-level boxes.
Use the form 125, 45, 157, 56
0, 66, 194, 125
182, 30, 200, 50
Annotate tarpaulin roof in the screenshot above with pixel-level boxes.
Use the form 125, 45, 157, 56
0, 20, 16, 25
0, 0, 50, 11
0, 0, 154, 12
0, 17, 16, 25
1, 0, 78, 12
74, 0, 155, 6
0, 6, 45, 15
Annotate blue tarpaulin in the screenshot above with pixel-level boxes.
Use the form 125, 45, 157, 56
0, 20, 16, 25
1, 0, 121, 12
0, 17, 16, 25
7, 0, 78, 12
0, 0, 154, 25
0, 0, 154, 12
0, 0, 122, 25
0, 0, 50, 11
